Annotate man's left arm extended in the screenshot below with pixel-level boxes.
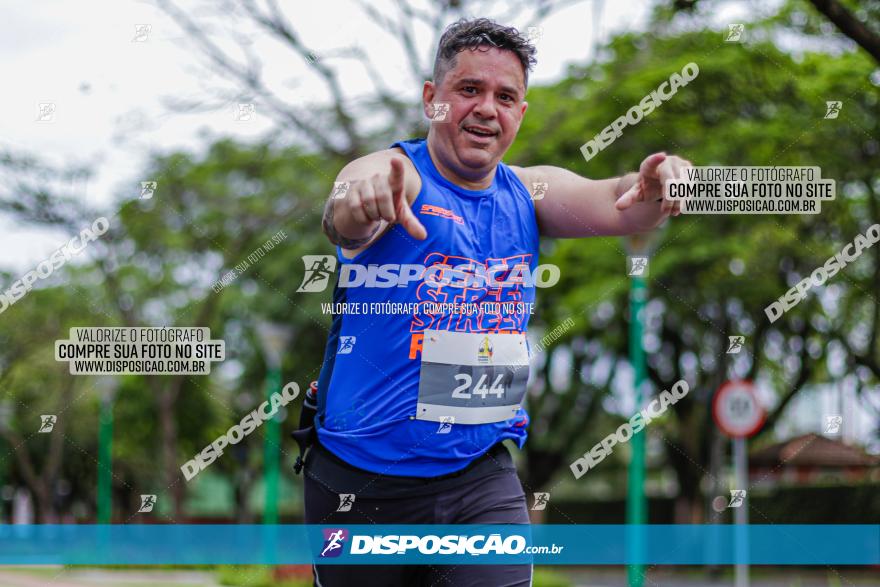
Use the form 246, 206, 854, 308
513, 152, 692, 238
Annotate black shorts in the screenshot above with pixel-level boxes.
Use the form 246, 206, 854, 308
303, 440, 532, 587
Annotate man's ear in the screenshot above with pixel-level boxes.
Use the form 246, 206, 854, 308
422, 81, 436, 119
514, 101, 528, 132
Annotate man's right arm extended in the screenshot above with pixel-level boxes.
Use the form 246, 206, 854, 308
322, 150, 426, 255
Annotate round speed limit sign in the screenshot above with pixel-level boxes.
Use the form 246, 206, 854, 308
712, 380, 765, 438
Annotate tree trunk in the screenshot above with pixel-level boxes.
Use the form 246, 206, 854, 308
34, 482, 57, 523
157, 387, 184, 518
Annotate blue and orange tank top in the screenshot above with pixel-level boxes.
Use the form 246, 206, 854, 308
315, 137, 540, 477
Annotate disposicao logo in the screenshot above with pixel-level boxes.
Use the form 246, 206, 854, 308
320, 528, 348, 558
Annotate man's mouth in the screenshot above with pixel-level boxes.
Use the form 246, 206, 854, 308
462, 125, 498, 139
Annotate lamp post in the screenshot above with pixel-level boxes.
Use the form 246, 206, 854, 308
0, 399, 12, 524
96, 377, 119, 524
624, 228, 663, 587
255, 322, 293, 525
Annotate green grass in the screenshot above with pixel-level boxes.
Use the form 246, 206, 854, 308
1, 567, 69, 578
534, 567, 573, 587
216, 566, 310, 587
99, 583, 207, 587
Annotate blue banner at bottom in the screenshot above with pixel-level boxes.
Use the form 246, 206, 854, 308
0, 525, 876, 565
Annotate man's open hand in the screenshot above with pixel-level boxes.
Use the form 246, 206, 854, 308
614, 152, 692, 217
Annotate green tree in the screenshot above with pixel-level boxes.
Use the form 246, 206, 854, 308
507, 19, 879, 520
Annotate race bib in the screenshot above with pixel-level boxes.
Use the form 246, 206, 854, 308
416, 330, 529, 424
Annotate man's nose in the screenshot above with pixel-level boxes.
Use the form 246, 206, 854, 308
472, 93, 497, 119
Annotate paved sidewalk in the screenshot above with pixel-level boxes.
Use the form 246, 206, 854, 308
566, 567, 880, 587
0, 566, 877, 587
0, 568, 220, 587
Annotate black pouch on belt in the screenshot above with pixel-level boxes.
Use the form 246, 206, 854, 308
291, 381, 318, 475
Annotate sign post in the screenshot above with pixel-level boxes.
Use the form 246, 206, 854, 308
712, 380, 765, 587
255, 321, 294, 526
624, 230, 664, 587
626, 274, 647, 587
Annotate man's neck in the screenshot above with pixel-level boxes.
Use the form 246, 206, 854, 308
426, 135, 496, 191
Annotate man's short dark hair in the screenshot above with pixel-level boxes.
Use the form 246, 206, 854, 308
433, 18, 537, 91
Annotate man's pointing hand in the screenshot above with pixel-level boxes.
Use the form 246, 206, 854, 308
348, 157, 427, 241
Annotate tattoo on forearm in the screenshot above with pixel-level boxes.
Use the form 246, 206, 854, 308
322, 199, 380, 249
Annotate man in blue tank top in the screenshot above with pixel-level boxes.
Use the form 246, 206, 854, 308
305, 17, 691, 587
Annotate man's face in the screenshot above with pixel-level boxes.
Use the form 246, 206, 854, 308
424, 46, 528, 177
